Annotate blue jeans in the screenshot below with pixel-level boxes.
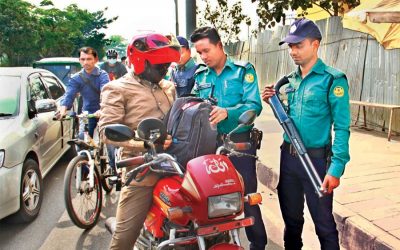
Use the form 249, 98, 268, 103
78, 117, 98, 140
227, 142, 268, 250
278, 146, 339, 250
106, 144, 117, 172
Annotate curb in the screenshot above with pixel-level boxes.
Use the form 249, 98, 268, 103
256, 162, 400, 250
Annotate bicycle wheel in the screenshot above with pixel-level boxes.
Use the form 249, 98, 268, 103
64, 155, 103, 229
99, 143, 114, 193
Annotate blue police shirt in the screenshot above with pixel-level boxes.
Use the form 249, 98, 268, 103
171, 58, 198, 97
61, 67, 110, 113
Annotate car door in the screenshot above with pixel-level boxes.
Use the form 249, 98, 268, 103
28, 75, 58, 173
40, 75, 72, 166
41, 74, 74, 141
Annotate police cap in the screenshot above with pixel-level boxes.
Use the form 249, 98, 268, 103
279, 18, 322, 46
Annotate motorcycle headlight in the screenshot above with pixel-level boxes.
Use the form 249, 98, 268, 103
0, 150, 4, 168
208, 192, 241, 218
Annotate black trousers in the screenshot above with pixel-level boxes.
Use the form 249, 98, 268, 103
278, 145, 339, 250
221, 132, 268, 250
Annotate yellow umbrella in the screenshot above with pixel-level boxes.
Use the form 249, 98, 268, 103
296, 4, 332, 22
343, 0, 400, 49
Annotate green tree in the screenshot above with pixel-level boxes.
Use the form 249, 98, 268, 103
0, 0, 40, 66
35, 1, 117, 59
197, 0, 360, 42
197, 0, 251, 43
252, 0, 360, 29
0, 0, 117, 66
105, 35, 128, 58
62, 4, 118, 59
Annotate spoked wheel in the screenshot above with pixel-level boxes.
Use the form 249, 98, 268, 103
11, 159, 44, 223
64, 155, 102, 229
135, 229, 199, 250
99, 143, 114, 193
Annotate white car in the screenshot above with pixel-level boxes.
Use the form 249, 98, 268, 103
0, 67, 76, 222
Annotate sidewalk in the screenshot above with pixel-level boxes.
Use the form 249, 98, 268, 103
256, 103, 400, 249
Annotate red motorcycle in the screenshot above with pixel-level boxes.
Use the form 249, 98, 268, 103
104, 110, 262, 250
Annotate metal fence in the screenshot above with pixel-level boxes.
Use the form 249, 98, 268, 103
225, 16, 400, 134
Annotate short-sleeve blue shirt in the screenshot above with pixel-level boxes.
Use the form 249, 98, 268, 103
192, 57, 262, 134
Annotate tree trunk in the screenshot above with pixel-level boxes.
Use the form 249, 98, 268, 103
333, 0, 339, 16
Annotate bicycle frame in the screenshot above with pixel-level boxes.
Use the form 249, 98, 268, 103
76, 149, 96, 189
66, 112, 101, 191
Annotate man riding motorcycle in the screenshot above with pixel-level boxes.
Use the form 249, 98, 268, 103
98, 33, 180, 249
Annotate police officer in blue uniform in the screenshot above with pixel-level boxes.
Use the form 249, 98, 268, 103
262, 19, 350, 250
168, 36, 199, 97
190, 27, 267, 250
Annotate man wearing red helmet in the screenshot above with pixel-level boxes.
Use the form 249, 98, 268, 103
98, 33, 181, 249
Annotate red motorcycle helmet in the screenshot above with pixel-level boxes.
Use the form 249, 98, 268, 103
127, 33, 181, 75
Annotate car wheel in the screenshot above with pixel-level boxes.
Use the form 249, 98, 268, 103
15, 159, 43, 223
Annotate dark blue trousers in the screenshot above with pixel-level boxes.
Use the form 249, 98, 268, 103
78, 117, 98, 140
106, 144, 117, 172
229, 144, 268, 250
278, 146, 339, 250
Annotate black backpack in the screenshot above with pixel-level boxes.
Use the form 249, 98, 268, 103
164, 96, 218, 168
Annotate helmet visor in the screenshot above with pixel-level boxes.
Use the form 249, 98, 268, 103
135, 34, 181, 52
145, 34, 181, 65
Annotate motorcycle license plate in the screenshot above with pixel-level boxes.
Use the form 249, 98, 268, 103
196, 217, 254, 236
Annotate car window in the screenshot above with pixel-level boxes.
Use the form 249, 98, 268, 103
29, 77, 49, 102
41, 76, 65, 100
38, 64, 80, 86
0, 76, 20, 117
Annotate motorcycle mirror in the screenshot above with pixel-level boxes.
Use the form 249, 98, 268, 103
105, 124, 135, 142
238, 110, 257, 126
137, 118, 167, 143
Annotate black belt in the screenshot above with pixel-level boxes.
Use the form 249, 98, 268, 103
282, 141, 328, 159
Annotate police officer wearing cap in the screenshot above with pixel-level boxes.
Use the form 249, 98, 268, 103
262, 18, 350, 249
190, 26, 267, 250
168, 36, 199, 97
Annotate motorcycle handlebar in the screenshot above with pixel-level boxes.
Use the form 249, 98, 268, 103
125, 164, 150, 184
53, 112, 96, 121
124, 153, 184, 185
116, 155, 146, 169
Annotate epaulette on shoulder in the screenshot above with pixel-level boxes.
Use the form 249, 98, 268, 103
194, 63, 207, 75
325, 66, 345, 79
233, 60, 253, 70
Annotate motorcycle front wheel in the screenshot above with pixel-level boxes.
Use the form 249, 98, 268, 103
64, 155, 103, 229
135, 229, 199, 250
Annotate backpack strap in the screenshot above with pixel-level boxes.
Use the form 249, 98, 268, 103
79, 72, 100, 95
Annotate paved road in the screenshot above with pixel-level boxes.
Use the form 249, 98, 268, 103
0, 154, 286, 250
0, 155, 115, 250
